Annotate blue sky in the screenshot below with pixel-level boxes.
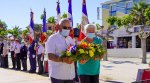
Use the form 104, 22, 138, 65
0, 0, 108, 30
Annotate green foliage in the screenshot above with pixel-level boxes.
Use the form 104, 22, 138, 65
106, 16, 118, 26
40, 14, 44, 20
116, 18, 123, 28
0, 20, 7, 30
22, 29, 28, 36
121, 15, 133, 26
34, 24, 41, 32
7, 26, 21, 38
96, 23, 101, 30
61, 12, 67, 19
130, 1, 150, 25
47, 30, 53, 36
48, 16, 56, 24
0, 29, 7, 36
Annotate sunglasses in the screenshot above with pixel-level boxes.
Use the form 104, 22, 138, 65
62, 26, 72, 30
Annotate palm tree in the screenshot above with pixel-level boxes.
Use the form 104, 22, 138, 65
61, 12, 67, 18
127, 1, 150, 63
47, 16, 56, 32
7, 26, 22, 39
0, 20, 7, 30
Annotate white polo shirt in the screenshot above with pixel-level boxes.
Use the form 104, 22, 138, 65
10, 42, 15, 51
15, 43, 21, 54
46, 32, 75, 80
37, 44, 44, 55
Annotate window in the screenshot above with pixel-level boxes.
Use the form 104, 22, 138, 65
146, 0, 150, 3
102, 4, 110, 9
110, 5, 116, 16
125, 2, 133, 14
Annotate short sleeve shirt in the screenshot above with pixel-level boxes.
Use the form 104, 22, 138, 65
46, 32, 75, 80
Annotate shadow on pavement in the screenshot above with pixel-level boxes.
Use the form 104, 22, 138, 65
110, 61, 139, 65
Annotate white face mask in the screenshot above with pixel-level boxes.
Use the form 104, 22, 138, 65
60, 29, 70, 37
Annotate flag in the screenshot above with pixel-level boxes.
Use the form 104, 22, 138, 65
68, 0, 74, 38
68, 0, 73, 27
81, 0, 89, 28
78, 24, 86, 41
40, 8, 47, 44
55, 1, 61, 32
28, 10, 34, 44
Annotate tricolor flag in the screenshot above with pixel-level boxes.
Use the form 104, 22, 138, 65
78, 0, 89, 41
78, 24, 86, 41
28, 10, 34, 44
55, 1, 61, 32
81, 0, 89, 28
68, 0, 74, 38
40, 8, 47, 44
68, 0, 73, 27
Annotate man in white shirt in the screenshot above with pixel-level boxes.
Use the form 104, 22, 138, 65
46, 18, 75, 83
14, 39, 21, 70
36, 40, 44, 74
10, 39, 16, 69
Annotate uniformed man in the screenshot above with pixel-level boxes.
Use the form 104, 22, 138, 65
14, 39, 21, 70
36, 40, 44, 74
10, 39, 16, 69
20, 42, 27, 71
28, 40, 36, 73
2, 40, 9, 68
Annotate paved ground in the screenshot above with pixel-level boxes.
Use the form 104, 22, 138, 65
0, 57, 150, 83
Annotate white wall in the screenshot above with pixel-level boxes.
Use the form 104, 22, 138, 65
107, 48, 142, 58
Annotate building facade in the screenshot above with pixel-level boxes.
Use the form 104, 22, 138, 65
101, 0, 150, 52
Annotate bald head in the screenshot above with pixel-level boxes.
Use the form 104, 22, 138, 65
59, 18, 71, 31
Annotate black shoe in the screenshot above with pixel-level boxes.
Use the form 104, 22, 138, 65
37, 72, 43, 75
29, 71, 36, 73
11, 67, 15, 69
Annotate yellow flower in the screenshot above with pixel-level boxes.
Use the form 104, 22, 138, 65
67, 52, 71, 56
79, 49, 85, 54
87, 43, 91, 47
89, 50, 94, 57
90, 47, 95, 52
98, 49, 101, 52
85, 51, 88, 54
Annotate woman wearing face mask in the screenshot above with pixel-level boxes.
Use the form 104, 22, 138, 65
77, 24, 103, 83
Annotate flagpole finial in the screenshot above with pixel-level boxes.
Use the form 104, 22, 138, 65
30, 8, 32, 12
57, 0, 60, 4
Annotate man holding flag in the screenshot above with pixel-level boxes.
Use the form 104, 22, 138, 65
28, 10, 36, 73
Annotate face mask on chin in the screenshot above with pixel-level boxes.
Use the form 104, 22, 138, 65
60, 29, 70, 37
87, 33, 96, 38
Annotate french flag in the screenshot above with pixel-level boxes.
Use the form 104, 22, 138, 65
81, 0, 89, 27
28, 10, 34, 44
55, 1, 61, 32
68, 0, 73, 27
68, 0, 74, 38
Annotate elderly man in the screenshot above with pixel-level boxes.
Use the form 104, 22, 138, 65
46, 18, 75, 83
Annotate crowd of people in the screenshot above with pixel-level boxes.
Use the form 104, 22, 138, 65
0, 18, 103, 83
0, 38, 45, 74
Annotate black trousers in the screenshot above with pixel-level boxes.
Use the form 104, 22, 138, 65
11, 51, 16, 68
37, 54, 44, 74
0, 54, 2, 67
51, 77, 74, 83
2, 55, 8, 68
16, 53, 21, 70
79, 75, 99, 83
74, 62, 79, 82
21, 59, 27, 71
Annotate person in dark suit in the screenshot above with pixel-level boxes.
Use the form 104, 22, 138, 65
28, 40, 36, 73
0, 41, 4, 67
20, 42, 27, 71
